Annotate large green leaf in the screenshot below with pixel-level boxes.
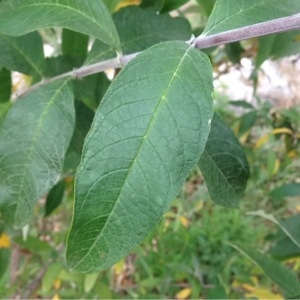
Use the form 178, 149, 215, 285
198, 114, 249, 207
232, 244, 300, 298
86, 6, 191, 65
203, 0, 300, 35
0, 32, 44, 78
66, 41, 213, 272
0, 0, 119, 49
0, 79, 75, 228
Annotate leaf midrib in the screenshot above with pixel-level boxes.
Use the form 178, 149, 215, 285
72, 47, 191, 269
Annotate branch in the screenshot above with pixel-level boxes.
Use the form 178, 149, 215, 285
192, 13, 300, 48
21, 13, 300, 97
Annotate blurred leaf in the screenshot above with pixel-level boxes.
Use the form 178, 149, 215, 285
140, 0, 163, 9
203, 0, 300, 35
0, 0, 120, 49
229, 100, 254, 110
199, 114, 250, 207
73, 73, 111, 110
245, 288, 283, 300
256, 31, 300, 68
0, 248, 10, 280
45, 180, 65, 217
175, 287, 191, 299
236, 111, 257, 137
0, 32, 44, 78
195, 0, 215, 17
0, 79, 75, 228
225, 42, 243, 64
232, 244, 300, 298
103, 0, 122, 12
160, 0, 189, 13
86, 6, 191, 64
42, 262, 63, 293
248, 211, 300, 249
0, 68, 11, 103
268, 235, 300, 260
270, 183, 300, 200
84, 273, 98, 293
0, 233, 10, 248
62, 29, 89, 65
14, 236, 53, 255
205, 284, 227, 299
43, 56, 75, 77
66, 41, 213, 272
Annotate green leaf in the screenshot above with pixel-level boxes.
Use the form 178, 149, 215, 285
269, 235, 300, 260
45, 180, 65, 217
84, 273, 99, 293
198, 114, 249, 207
270, 183, 300, 200
0, 248, 10, 281
231, 244, 300, 298
140, 0, 164, 9
256, 31, 300, 68
0, 0, 120, 49
86, 6, 191, 65
0, 79, 75, 228
42, 262, 62, 293
160, 0, 190, 13
0, 102, 11, 127
62, 29, 89, 64
203, 0, 300, 35
0, 68, 11, 103
236, 110, 257, 137
0, 32, 44, 78
247, 211, 300, 249
66, 41, 213, 272
195, 0, 215, 17
103, 0, 122, 13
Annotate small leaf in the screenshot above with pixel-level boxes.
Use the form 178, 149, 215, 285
66, 41, 213, 272
86, 6, 191, 64
0, 0, 120, 49
0, 79, 75, 228
203, 0, 300, 35
0, 102, 12, 127
270, 183, 300, 200
0, 32, 44, 78
231, 244, 300, 298
198, 114, 249, 207
42, 263, 63, 293
45, 180, 65, 217
0, 68, 11, 103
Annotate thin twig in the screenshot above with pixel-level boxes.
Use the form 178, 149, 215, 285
21, 13, 300, 97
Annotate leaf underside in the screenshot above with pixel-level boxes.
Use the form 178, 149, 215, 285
0, 0, 120, 48
0, 79, 75, 228
66, 41, 214, 272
